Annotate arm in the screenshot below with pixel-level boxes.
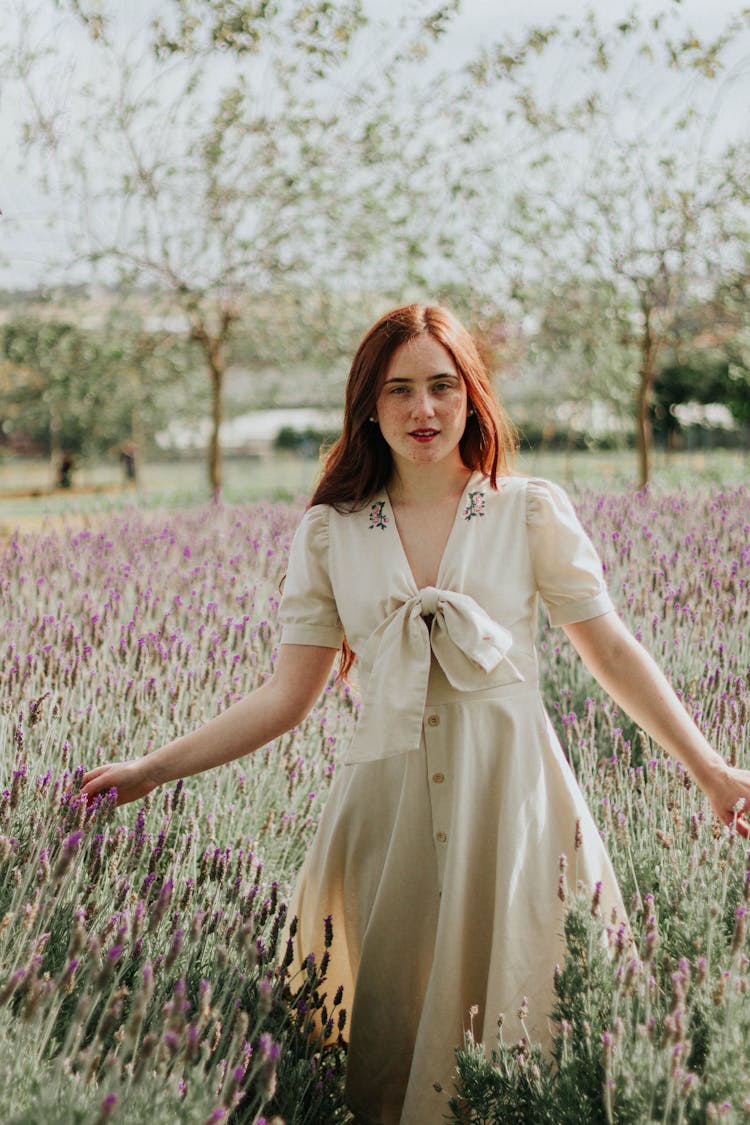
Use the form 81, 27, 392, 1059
563, 611, 750, 836
80, 643, 338, 806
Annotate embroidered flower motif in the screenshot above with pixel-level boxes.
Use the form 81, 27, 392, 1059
463, 491, 485, 521
369, 500, 389, 530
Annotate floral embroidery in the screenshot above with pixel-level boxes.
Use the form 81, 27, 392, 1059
463, 491, 486, 521
369, 500, 389, 530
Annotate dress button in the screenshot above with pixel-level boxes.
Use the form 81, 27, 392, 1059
427, 714, 440, 727
436, 831, 448, 844
432, 772, 445, 784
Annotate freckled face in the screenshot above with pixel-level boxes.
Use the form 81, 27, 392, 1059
373, 335, 468, 472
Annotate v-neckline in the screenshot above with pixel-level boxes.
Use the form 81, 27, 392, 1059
384, 471, 480, 593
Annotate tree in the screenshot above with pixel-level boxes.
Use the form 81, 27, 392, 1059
457, 5, 750, 484
7, 0, 471, 497
0, 308, 194, 468
1, 316, 99, 471
653, 267, 750, 440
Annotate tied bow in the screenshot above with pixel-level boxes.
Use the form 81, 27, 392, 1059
346, 586, 523, 764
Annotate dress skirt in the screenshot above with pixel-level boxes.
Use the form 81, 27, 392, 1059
288, 662, 626, 1125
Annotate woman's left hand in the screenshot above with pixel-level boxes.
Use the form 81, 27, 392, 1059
702, 763, 750, 839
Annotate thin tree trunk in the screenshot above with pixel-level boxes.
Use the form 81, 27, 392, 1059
190, 310, 232, 503
206, 339, 225, 502
50, 401, 62, 487
636, 302, 657, 489
131, 398, 144, 487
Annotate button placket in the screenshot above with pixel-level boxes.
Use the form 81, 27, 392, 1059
423, 706, 450, 890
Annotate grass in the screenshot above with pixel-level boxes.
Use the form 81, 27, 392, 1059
1, 448, 748, 536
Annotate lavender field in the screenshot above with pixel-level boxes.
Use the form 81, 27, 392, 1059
1, 484, 748, 1123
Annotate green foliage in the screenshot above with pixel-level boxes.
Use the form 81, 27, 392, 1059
0, 310, 197, 460
451, 868, 750, 1125
9, 0, 474, 494
273, 426, 339, 457
459, 7, 750, 483
1, 316, 95, 454
654, 270, 750, 431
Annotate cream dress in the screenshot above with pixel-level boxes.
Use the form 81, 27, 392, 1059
279, 475, 626, 1125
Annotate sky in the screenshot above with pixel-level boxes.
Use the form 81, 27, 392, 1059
1, 0, 747, 292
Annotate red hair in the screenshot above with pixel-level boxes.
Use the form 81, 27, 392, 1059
310, 304, 517, 511
307, 304, 517, 679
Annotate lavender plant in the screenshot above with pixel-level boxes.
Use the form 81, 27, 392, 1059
1, 486, 748, 1121
0, 502, 354, 1123
451, 486, 750, 1123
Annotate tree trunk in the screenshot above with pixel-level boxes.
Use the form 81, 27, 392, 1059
50, 400, 62, 487
130, 397, 144, 487
207, 339, 225, 501
636, 302, 657, 489
189, 311, 232, 502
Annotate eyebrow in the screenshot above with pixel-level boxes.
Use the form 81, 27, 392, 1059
382, 372, 459, 385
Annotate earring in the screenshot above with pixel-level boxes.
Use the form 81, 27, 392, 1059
467, 407, 475, 416
369, 416, 377, 423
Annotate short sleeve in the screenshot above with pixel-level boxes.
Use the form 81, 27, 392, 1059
526, 479, 614, 627
279, 505, 344, 648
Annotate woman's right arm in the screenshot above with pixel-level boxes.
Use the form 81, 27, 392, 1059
80, 643, 338, 806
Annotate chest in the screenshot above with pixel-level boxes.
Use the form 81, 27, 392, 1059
390, 499, 460, 589
327, 480, 536, 652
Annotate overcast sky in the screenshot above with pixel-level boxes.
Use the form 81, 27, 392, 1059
2, 0, 747, 291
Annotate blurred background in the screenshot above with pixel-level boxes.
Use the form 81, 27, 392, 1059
1, 0, 748, 528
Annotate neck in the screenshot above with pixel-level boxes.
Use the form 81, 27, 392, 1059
387, 459, 473, 505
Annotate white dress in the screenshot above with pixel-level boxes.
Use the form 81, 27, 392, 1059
279, 474, 626, 1125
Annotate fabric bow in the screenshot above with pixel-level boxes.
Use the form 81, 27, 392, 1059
345, 586, 523, 764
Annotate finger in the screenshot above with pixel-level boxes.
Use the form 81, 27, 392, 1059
81, 776, 118, 800
80, 774, 110, 795
81, 766, 112, 785
736, 816, 750, 840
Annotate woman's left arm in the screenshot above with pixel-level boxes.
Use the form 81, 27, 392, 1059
563, 611, 750, 837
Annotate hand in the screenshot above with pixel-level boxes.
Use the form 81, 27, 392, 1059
80, 759, 158, 808
703, 763, 750, 839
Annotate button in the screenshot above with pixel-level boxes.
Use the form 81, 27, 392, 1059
436, 831, 447, 844
432, 772, 445, 784
427, 714, 440, 727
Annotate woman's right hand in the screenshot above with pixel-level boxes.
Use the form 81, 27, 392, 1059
80, 759, 158, 807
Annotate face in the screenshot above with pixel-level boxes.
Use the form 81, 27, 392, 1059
373, 334, 468, 473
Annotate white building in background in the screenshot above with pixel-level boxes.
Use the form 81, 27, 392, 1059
156, 407, 343, 455
670, 402, 737, 430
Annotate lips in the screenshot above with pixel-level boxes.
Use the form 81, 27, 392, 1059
409, 429, 439, 441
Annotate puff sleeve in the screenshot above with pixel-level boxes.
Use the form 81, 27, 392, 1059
279, 505, 344, 649
526, 479, 614, 627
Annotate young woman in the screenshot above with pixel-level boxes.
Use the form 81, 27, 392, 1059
82, 304, 750, 1125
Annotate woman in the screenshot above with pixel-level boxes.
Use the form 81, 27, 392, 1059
82, 304, 750, 1125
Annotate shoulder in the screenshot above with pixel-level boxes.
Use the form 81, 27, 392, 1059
522, 477, 580, 525
303, 502, 332, 524
471, 474, 545, 514
292, 503, 333, 551
475, 475, 583, 528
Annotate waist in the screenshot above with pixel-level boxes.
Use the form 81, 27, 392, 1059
425, 654, 538, 705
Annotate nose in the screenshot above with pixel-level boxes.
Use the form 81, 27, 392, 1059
410, 388, 436, 420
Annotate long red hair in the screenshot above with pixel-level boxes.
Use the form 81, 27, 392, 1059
308, 303, 518, 676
